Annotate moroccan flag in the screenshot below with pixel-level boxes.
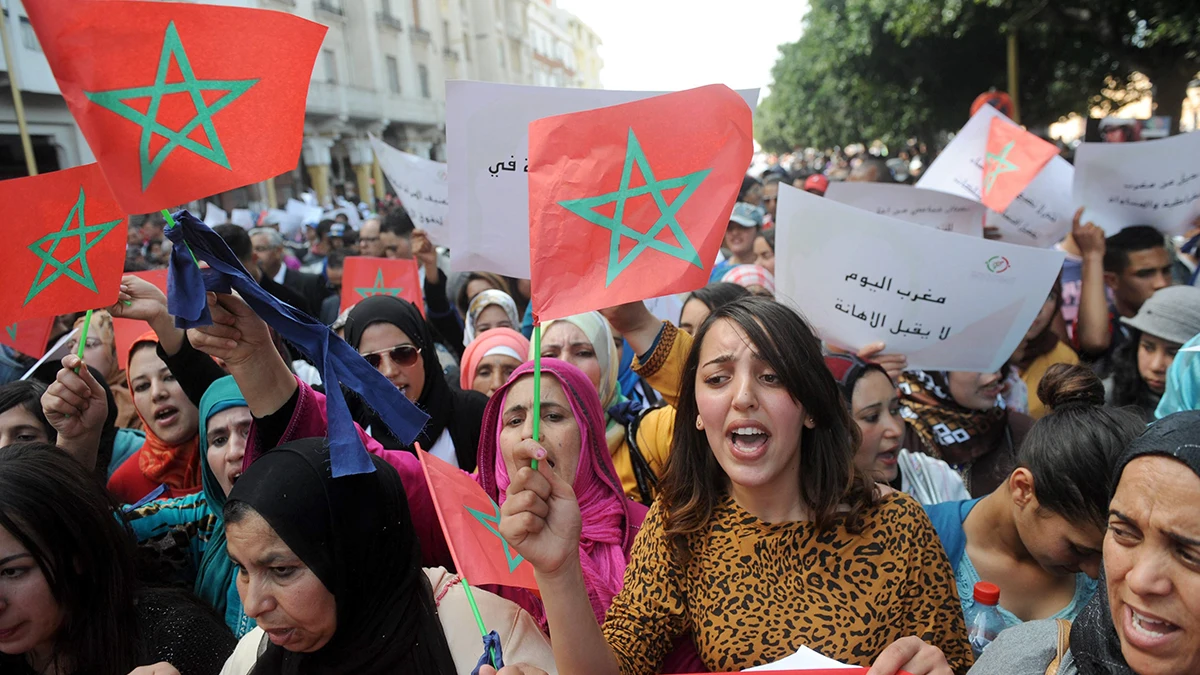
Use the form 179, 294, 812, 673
527, 84, 753, 322
340, 256, 424, 315
980, 117, 1059, 213
0, 164, 127, 326
25, 0, 327, 213
113, 269, 169, 369
0, 318, 56, 359
418, 449, 539, 591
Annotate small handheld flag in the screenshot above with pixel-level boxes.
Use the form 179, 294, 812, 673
981, 117, 1059, 214
0, 317, 56, 360
339, 257, 424, 314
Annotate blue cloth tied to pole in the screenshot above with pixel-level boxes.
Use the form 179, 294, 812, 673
164, 209, 429, 476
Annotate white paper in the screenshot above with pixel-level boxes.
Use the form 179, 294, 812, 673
446, 81, 761, 278
20, 328, 78, 381
775, 184, 1065, 372
1072, 132, 1200, 236
744, 645, 856, 671
917, 105, 1075, 248
230, 208, 255, 228
1183, 345, 1200, 352
370, 133, 450, 245
203, 203, 228, 227
824, 182, 985, 236
286, 199, 325, 231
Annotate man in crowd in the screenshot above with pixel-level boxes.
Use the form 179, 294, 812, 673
761, 175, 782, 225
249, 226, 330, 316
379, 210, 415, 259
709, 202, 762, 282
217, 225, 315, 316
358, 218, 385, 257
847, 156, 895, 183
318, 248, 352, 325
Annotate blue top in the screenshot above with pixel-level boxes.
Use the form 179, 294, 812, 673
925, 498, 1098, 629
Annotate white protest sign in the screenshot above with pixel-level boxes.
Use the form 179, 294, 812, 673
370, 133, 449, 245
917, 105, 1074, 248
774, 184, 1065, 372
1072, 132, 1200, 236
203, 203, 228, 227
230, 209, 255, 228
286, 198, 325, 229
446, 81, 760, 278
824, 182, 985, 236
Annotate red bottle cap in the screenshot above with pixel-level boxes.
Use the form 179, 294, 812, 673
974, 582, 1001, 605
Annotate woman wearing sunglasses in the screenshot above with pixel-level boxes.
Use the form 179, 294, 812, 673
343, 296, 488, 471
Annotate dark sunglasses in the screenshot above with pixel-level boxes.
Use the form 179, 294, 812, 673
362, 344, 421, 369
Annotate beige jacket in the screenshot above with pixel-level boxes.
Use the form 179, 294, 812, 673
221, 567, 556, 675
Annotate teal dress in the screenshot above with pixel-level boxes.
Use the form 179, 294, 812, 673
125, 377, 255, 637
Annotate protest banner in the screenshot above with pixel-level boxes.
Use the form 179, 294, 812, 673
418, 449, 539, 591
370, 134, 450, 245
113, 269, 169, 370
203, 203, 228, 226
285, 198, 323, 236
0, 164, 127, 326
0, 317, 55, 359
339, 256, 424, 315
917, 105, 1074, 248
528, 85, 753, 322
26, 0, 326, 213
981, 117, 1060, 214
1072, 131, 1200, 236
823, 182, 985, 236
446, 80, 760, 277
775, 184, 1065, 372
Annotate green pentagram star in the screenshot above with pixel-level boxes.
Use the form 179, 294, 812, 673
466, 501, 525, 573
558, 128, 711, 286
355, 269, 406, 300
982, 140, 1019, 196
84, 21, 259, 191
25, 187, 123, 306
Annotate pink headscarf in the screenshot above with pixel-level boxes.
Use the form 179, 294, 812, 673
459, 327, 530, 390
476, 358, 633, 631
722, 263, 776, 294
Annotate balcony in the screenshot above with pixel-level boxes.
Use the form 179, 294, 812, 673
315, 0, 344, 17
442, 48, 460, 61
411, 27, 432, 44
376, 12, 403, 31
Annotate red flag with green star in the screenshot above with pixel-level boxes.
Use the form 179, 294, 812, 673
24, 0, 327, 213
527, 85, 753, 322
981, 117, 1060, 214
0, 318, 56, 359
0, 164, 127, 326
340, 256, 424, 315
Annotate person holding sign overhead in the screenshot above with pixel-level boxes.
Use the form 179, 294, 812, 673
499, 298, 971, 674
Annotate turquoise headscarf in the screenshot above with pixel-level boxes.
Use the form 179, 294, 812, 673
1156, 333, 1200, 419
194, 376, 255, 636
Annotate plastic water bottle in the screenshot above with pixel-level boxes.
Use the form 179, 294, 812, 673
964, 581, 1004, 658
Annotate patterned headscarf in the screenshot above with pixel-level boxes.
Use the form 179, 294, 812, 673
463, 289, 521, 346
898, 370, 1006, 467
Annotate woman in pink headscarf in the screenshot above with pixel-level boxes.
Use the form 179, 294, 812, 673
460, 328, 530, 398
477, 357, 635, 630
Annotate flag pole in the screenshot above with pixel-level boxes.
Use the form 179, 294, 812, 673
0, 2, 38, 176
460, 579, 500, 668
161, 208, 200, 266
530, 322, 542, 471
73, 309, 93, 373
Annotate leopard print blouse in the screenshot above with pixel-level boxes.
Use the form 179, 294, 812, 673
602, 491, 973, 674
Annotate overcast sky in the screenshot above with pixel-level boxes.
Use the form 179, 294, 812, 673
556, 0, 808, 95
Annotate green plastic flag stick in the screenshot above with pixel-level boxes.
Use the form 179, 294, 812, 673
530, 323, 542, 471
161, 209, 199, 266
73, 309, 93, 373
461, 579, 500, 667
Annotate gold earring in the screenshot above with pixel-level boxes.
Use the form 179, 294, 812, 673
696, 416, 704, 430
805, 417, 815, 428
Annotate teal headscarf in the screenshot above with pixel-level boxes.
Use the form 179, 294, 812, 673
1156, 333, 1200, 419
195, 376, 255, 636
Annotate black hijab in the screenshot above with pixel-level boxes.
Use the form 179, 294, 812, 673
343, 295, 485, 470
228, 439, 457, 675
1069, 410, 1200, 675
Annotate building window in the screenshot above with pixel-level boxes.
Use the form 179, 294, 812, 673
463, 32, 471, 60
386, 56, 402, 93
411, 0, 421, 27
418, 64, 430, 98
323, 49, 337, 84
19, 18, 39, 52
443, 19, 451, 46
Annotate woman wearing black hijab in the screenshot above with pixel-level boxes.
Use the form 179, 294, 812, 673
343, 295, 487, 471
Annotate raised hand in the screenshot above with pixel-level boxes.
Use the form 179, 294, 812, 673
1072, 207, 1106, 258
42, 355, 108, 441
865, 636, 953, 675
107, 274, 169, 324
187, 292, 273, 372
856, 341, 908, 383
498, 439, 583, 577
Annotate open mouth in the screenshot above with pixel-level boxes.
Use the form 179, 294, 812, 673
264, 627, 297, 647
227, 469, 243, 486
728, 424, 770, 459
153, 406, 179, 425
876, 449, 899, 465
1124, 605, 1180, 648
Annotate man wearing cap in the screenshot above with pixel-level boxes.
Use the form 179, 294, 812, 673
709, 202, 763, 283
1104, 285, 1200, 421
801, 173, 829, 197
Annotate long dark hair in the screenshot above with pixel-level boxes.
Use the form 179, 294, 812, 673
1109, 328, 1160, 416
0, 443, 139, 675
1018, 364, 1144, 529
660, 298, 876, 552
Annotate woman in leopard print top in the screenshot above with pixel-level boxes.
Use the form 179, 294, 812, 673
499, 298, 972, 675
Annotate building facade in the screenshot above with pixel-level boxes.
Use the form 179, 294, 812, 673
567, 10, 602, 89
